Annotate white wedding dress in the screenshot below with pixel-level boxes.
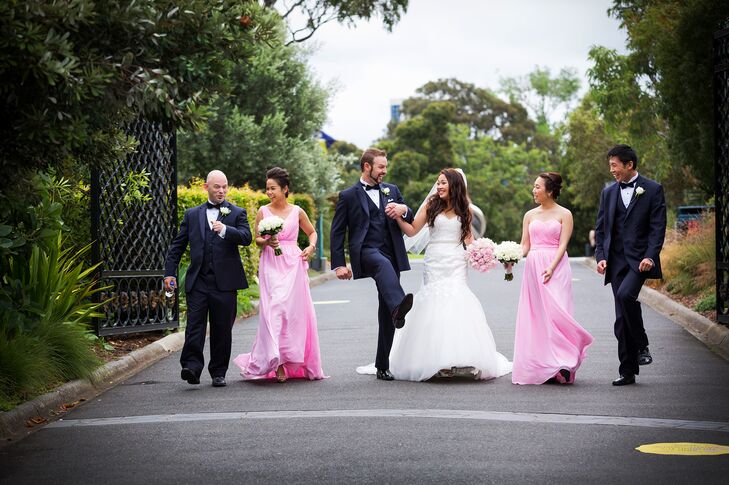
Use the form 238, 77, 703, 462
388, 214, 512, 381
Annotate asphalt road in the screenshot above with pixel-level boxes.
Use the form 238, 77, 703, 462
1, 259, 728, 484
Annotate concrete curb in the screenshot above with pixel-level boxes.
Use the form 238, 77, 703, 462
0, 270, 335, 444
579, 257, 729, 361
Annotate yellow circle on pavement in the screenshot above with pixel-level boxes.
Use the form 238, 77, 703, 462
636, 443, 729, 456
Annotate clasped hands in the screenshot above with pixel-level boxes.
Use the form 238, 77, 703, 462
384, 203, 407, 219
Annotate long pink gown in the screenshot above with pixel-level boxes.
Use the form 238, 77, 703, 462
512, 219, 593, 385
234, 205, 325, 380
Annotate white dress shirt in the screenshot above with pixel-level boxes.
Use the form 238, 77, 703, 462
620, 173, 639, 208
206, 200, 227, 238
360, 178, 381, 209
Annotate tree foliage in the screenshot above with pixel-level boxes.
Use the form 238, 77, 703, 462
262, 0, 409, 44
593, 0, 729, 193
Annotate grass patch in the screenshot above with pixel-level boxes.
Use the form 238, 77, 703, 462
658, 215, 715, 297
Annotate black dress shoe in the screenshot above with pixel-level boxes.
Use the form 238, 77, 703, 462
638, 347, 653, 366
376, 369, 395, 381
181, 368, 200, 385
392, 293, 414, 329
612, 374, 636, 386
212, 376, 226, 387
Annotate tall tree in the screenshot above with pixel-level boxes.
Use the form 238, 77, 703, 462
599, 0, 729, 193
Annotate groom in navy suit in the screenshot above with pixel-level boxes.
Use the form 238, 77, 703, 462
595, 145, 666, 386
330, 148, 415, 381
164, 170, 252, 387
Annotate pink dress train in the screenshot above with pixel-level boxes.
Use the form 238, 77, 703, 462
512, 219, 593, 385
234, 205, 325, 380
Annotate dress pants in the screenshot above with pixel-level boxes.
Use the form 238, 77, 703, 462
361, 247, 405, 371
181, 272, 237, 378
609, 263, 648, 376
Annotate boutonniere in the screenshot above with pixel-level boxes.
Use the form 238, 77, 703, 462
381, 187, 390, 196
635, 186, 645, 198
219, 207, 231, 217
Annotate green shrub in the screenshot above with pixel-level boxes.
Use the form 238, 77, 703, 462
694, 292, 716, 313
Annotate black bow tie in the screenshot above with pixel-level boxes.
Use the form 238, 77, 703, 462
619, 181, 635, 190
363, 183, 380, 191
206, 202, 221, 209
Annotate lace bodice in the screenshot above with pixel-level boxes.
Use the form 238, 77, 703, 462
423, 214, 467, 288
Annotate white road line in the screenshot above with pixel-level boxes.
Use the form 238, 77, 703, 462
313, 300, 350, 305
45, 409, 729, 433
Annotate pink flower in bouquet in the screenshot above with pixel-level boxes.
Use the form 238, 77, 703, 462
465, 237, 498, 273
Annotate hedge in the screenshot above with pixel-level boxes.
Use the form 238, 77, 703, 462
176, 179, 316, 285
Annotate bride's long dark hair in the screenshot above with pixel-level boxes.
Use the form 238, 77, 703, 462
425, 168, 472, 244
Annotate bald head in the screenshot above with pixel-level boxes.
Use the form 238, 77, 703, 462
204, 170, 228, 204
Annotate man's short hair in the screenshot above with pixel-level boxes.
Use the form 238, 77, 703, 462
607, 144, 639, 170
360, 148, 387, 171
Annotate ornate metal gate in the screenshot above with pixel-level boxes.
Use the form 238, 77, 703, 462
715, 23, 729, 325
91, 119, 180, 335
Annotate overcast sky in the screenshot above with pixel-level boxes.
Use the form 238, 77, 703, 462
299, 0, 628, 148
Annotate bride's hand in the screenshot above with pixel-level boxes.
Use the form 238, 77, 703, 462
541, 267, 553, 284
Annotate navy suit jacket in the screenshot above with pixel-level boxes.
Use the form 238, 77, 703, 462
164, 201, 252, 292
594, 174, 666, 284
330, 182, 414, 279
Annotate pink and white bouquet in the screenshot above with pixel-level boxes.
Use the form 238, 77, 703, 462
495, 241, 523, 281
465, 237, 499, 273
258, 215, 285, 255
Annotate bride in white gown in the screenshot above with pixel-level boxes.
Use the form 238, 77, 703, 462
385, 168, 512, 381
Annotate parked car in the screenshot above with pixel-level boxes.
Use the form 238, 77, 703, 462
676, 205, 714, 232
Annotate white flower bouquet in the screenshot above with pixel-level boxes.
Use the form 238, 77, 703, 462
495, 241, 522, 281
258, 215, 285, 255
465, 237, 499, 273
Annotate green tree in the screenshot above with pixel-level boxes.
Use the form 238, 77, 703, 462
500, 66, 580, 132
399, 78, 535, 144
177, 39, 330, 192
596, 0, 729, 193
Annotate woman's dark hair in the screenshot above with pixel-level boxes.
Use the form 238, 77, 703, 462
426, 168, 472, 244
266, 167, 290, 197
538, 172, 563, 200
607, 144, 639, 170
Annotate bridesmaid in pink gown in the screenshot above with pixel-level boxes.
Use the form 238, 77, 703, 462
511, 172, 593, 385
234, 167, 325, 382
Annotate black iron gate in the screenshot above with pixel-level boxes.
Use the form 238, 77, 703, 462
91, 119, 179, 335
715, 23, 729, 325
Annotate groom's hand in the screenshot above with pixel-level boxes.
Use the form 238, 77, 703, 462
596, 260, 607, 275
335, 267, 352, 280
638, 258, 654, 272
164, 276, 176, 292
211, 221, 224, 233
385, 203, 406, 219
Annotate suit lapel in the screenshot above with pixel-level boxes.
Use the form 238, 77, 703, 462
354, 183, 370, 217
606, 183, 619, 230
198, 203, 208, 238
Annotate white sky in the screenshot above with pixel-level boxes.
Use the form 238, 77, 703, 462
299, 0, 628, 148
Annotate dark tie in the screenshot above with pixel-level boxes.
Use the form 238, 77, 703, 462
206, 201, 221, 209
363, 183, 380, 191
619, 181, 635, 190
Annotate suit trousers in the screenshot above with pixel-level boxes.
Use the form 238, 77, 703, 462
181, 272, 237, 378
609, 264, 648, 376
361, 247, 405, 371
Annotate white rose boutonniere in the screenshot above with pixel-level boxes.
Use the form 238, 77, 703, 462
635, 187, 645, 198
381, 187, 390, 196
219, 207, 231, 217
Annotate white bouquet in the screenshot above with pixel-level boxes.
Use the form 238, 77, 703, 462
495, 241, 522, 281
258, 215, 285, 256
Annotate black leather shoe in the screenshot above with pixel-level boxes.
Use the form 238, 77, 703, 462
212, 376, 226, 387
612, 374, 636, 386
376, 369, 395, 381
638, 347, 653, 366
181, 368, 200, 385
392, 293, 414, 329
